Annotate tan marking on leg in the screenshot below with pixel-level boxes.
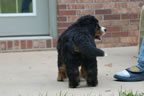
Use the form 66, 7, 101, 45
57, 64, 67, 81
80, 65, 88, 80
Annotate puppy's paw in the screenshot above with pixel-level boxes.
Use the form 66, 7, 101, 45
104, 53, 108, 56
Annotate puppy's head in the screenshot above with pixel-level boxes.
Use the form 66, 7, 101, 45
93, 17, 106, 40
95, 25, 106, 40
76, 15, 106, 40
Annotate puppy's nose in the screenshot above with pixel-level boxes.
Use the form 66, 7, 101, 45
102, 27, 106, 32
104, 29, 107, 32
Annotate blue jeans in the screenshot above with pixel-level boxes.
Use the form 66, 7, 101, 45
137, 38, 144, 70
22, 0, 32, 13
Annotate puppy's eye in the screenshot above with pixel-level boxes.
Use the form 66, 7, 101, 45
96, 25, 100, 30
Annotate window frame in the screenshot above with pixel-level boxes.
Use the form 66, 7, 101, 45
48, 0, 58, 38
0, 0, 37, 17
0, 0, 58, 38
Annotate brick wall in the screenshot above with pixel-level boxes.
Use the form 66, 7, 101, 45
0, 39, 57, 52
57, 0, 144, 48
0, 0, 143, 52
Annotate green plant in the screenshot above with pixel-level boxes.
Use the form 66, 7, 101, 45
119, 89, 144, 96
39, 92, 48, 96
56, 91, 68, 96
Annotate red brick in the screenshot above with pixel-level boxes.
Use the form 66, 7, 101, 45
120, 37, 138, 44
46, 39, 57, 48
111, 20, 129, 25
112, 32, 128, 37
127, 2, 139, 8
107, 26, 121, 32
130, 0, 143, 1
58, 23, 72, 28
85, 4, 103, 9
21, 40, 26, 49
121, 26, 128, 32
68, 16, 80, 22
53, 39, 57, 48
58, 0, 75, 3
112, 8, 128, 14
76, 0, 93, 3
112, 0, 128, 2
122, 14, 138, 19
68, 4, 84, 9
130, 43, 138, 46
77, 10, 94, 15
97, 43, 113, 48
130, 20, 140, 25
100, 21, 112, 26
58, 10, 76, 16
27, 40, 32, 49
33, 40, 39, 48
58, 17, 67, 22
104, 3, 120, 9
57, 5, 67, 9
95, 9, 112, 14
96, 15, 103, 20
46, 40, 51, 48
95, 40, 102, 44
103, 44, 114, 48
7, 41, 13, 50
121, 25, 139, 32
95, 0, 111, 3
113, 8, 140, 14
104, 15, 120, 20
128, 25, 139, 32
128, 32, 139, 36
39, 40, 46, 48
96, 44, 103, 48
129, 8, 141, 14
58, 29, 66, 35
139, 2, 144, 7
14, 40, 19, 49
102, 37, 120, 43
0, 41, 6, 50
104, 33, 111, 37
121, 3, 127, 8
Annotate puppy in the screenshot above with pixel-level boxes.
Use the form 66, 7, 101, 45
57, 15, 106, 88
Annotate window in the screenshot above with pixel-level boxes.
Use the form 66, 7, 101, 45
0, 0, 36, 16
0, 0, 57, 38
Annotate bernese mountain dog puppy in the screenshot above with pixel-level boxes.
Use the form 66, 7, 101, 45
57, 15, 107, 88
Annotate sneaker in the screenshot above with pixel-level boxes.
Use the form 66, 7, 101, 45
114, 66, 144, 81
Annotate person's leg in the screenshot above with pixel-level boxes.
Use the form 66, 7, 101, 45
114, 38, 144, 81
22, 0, 32, 13
136, 38, 144, 70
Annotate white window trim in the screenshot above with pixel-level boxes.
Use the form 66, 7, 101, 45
0, 0, 37, 17
0, 36, 53, 40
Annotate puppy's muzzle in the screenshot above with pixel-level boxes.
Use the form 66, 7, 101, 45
101, 26, 106, 35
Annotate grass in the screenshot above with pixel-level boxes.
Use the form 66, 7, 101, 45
53, 90, 144, 96
119, 88, 144, 96
37, 90, 144, 96
56, 91, 68, 96
17, 88, 144, 96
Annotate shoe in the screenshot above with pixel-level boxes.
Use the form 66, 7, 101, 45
114, 66, 144, 81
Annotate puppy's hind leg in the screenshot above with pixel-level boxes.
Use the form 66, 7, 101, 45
80, 65, 88, 80
65, 57, 80, 88
57, 54, 67, 81
82, 57, 98, 87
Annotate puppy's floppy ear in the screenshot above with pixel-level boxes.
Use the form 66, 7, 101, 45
77, 15, 98, 26
79, 19, 93, 26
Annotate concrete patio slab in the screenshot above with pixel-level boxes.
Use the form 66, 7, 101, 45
0, 46, 143, 96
